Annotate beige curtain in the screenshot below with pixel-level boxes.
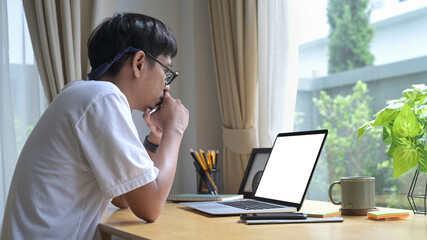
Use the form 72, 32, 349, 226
208, 0, 258, 193
23, 0, 115, 102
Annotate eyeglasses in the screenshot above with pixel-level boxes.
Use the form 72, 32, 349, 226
87, 46, 178, 85
144, 51, 178, 85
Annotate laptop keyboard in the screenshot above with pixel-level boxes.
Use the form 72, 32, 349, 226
218, 200, 284, 210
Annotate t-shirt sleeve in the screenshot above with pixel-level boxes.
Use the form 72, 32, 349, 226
74, 92, 159, 199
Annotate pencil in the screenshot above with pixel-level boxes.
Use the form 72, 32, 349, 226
190, 149, 217, 194
189, 149, 200, 167
190, 149, 207, 192
215, 150, 219, 169
190, 150, 204, 172
199, 150, 218, 193
201, 150, 217, 186
211, 150, 216, 168
199, 150, 209, 170
194, 151, 206, 170
200, 164, 218, 193
193, 161, 214, 194
207, 151, 212, 170
191, 150, 214, 194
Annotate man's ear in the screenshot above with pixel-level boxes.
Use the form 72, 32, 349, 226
132, 51, 145, 79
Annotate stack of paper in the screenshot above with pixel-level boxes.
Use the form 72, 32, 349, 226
305, 211, 341, 218
367, 210, 410, 220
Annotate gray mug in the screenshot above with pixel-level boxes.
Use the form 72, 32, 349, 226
328, 176, 375, 215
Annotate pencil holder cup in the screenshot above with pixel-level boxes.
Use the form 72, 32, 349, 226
196, 169, 220, 194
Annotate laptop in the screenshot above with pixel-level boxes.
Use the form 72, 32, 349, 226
181, 129, 328, 215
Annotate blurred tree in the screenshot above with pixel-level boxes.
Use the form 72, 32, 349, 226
327, 0, 375, 73
313, 82, 385, 181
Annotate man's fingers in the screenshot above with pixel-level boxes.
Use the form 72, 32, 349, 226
142, 108, 150, 120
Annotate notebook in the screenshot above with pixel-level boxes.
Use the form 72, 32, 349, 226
181, 129, 328, 215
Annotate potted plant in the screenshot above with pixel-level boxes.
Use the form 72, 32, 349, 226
357, 84, 427, 214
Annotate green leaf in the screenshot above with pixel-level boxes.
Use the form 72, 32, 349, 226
388, 137, 404, 158
388, 133, 411, 158
372, 107, 400, 127
410, 84, 427, 93
383, 126, 392, 144
388, 143, 397, 158
357, 120, 374, 139
393, 145, 420, 178
402, 88, 417, 100
419, 93, 427, 104
409, 84, 427, 102
393, 104, 421, 138
418, 148, 427, 172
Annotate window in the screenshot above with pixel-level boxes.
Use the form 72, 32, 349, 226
7, 0, 47, 153
1, 0, 47, 228
295, 0, 427, 209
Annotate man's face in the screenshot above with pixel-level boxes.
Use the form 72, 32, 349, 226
137, 54, 172, 111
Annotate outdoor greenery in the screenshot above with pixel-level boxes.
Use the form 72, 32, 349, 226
304, 82, 410, 208
327, 0, 375, 73
358, 84, 427, 178
313, 82, 386, 181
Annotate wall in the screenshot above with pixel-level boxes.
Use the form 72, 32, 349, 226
115, 0, 222, 193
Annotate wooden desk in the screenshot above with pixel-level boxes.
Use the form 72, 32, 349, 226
99, 200, 427, 240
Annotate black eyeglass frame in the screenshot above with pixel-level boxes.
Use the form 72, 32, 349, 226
87, 46, 178, 85
144, 51, 178, 85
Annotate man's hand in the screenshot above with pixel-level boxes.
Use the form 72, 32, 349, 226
150, 92, 189, 134
143, 109, 162, 146
142, 92, 189, 144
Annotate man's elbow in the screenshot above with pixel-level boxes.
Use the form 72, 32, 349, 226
134, 209, 161, 222
130, 203, 163, 222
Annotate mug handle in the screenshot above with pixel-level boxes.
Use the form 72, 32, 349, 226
328, 181, 341, 205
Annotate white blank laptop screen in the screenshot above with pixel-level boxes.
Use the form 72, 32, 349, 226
254, 133, 326, 203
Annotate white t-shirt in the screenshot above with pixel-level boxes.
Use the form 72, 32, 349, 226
1, 80, 159, 240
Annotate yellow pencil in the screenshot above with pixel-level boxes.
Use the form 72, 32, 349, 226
194, 151, 206, 170
190, 149, 216, 193
200, 150, 209, 170
201, 160, 218, 192
201, 150, 218, 191
211, 150, 216, 168
207, 150, 212, 170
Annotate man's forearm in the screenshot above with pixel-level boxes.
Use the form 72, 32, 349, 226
122, 129, 184, 222
152, 128, 183, 196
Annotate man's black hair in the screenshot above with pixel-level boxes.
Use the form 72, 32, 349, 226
87, 12, 177, 78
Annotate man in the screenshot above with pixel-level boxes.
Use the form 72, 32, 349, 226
1, 13, 189, 239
